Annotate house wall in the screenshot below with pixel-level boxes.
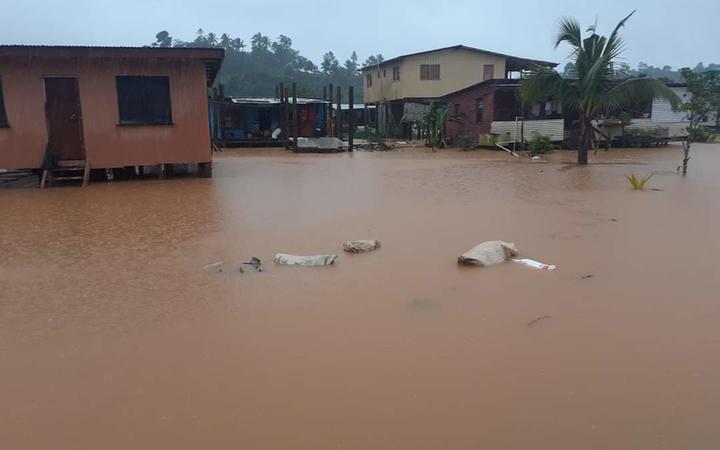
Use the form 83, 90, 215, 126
444, 84, 497, 141
491, 119, 565, 142
651, 86, 716, 125
363, 48, 507, 103
652, 87, 689, 123
0, 56, 211, 169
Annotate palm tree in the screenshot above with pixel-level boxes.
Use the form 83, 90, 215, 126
521, 11, 680, 164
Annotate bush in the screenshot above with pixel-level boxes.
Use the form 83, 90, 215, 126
626, 173, 653, 190
455, 133, 479, 150
528, 134, 553, 156
688, 127, 716, 143
354, 129, 385, 142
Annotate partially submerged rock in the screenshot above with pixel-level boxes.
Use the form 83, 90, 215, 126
458, 241, 519, 267
274, 253, 337, 266
343, 239, 381, 253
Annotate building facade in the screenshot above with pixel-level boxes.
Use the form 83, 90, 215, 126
360, 45, 555, 137
0, 46, 223, 171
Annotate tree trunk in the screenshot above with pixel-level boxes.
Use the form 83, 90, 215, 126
577, 118, 590, 165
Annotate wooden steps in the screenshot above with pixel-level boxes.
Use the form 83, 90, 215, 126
40, 159, 90, 188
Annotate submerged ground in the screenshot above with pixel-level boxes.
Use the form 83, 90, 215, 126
2, 143, 720, 450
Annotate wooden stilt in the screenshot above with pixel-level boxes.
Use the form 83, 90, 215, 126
348, 86, 354, 151
82, 163, 90, 187
292, 82, 298, 149
336, 86, 342, 139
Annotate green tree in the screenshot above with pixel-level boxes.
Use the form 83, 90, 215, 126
521, 11, 679, 164
321, 51, 340, 75
680, 68, 720, 129
153, 31, 172, 47
562, 62, 576, 78
344, 51, 359, 73
363, 54, 384, 67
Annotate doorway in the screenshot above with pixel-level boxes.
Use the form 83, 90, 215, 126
44, 77, 85, 161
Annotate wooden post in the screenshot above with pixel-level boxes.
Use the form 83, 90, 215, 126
279, 82, 285, 139
336, 86, 342, 139
682, 138, 691, 175
284, 87, 290, 149
348, 86, 354, 151
292, 82, 298, 149
323, 86, 327, 102
218, 84, 226, 149
328, 83, 334, 137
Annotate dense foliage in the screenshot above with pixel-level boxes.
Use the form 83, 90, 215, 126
151, 30, 382, 102
562, 61, 720, 82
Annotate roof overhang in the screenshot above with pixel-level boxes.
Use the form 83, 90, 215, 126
0, 45, 225, 86
360, 45, 556, 71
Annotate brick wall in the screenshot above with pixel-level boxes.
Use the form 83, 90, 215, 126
444, 83, 497, 144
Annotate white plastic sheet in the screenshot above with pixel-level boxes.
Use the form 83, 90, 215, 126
274, 253, 337, 266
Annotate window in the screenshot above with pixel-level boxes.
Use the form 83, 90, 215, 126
475, 98, 484, 123
0, 76, 8, 127
116, 76, 172, 125
483, 64, 495, 81
366, 73, 373, 88
383, 69, 387, 78
420, 64, 440, 80
454, 103, 460, 117
392, 66, 400, 81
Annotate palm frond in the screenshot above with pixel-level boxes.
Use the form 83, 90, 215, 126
555, 17, 583, 50
520, 65, 578, 111
605, 11, 635, 60
600, 77, 681, 114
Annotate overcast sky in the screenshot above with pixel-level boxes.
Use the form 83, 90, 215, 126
2, 0, 717, 69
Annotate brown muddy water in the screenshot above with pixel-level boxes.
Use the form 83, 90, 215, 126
2, 144, 720, 450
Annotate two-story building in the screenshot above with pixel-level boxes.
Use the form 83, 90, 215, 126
360, 45, 556, 138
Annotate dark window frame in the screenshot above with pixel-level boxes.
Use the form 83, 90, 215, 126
366, 73, 373, 88
115, 75, 173, 126
0, 75, 9, 128
392, 66, 400, 81
475, 98, 485, 123
420, 64, 440, 81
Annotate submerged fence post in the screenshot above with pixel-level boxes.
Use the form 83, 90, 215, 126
328, 83, 334, 137
284, 87, 290, 149
336, 86, 342, 139
348, 86, 354, 151
292, 82, 298, 149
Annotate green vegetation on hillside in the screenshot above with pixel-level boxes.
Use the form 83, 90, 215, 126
151, 29, 382, 102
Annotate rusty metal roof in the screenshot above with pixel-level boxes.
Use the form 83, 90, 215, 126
0, 45, 225, 86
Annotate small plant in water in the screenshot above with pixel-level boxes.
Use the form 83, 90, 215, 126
626, 173, 653, 190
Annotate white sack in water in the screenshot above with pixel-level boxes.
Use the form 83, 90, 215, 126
274, 253, 337, 266
457, 241, 519, 267
343, 240, 381, 253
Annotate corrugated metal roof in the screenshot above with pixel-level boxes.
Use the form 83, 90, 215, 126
360, 45, 557, 70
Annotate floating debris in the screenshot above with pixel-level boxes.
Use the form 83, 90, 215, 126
274, 254, 337, 266
527, 315, 552, 328
343, 240, 381, 253
512, 258, 557, 271
458, 241, 518, 267
204, 261, 224, 273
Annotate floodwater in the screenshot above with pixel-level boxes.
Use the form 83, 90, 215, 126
2, 144, 720, 450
